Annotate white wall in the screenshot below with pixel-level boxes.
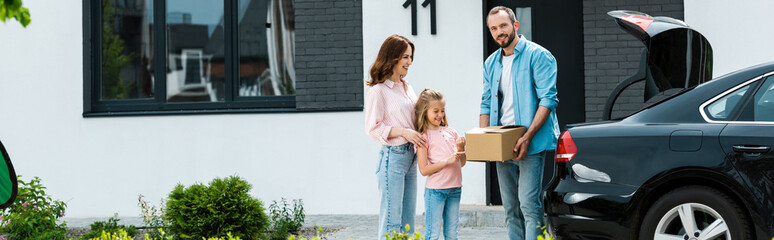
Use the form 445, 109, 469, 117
0, 0, 487, 219
685, 0, 774, 76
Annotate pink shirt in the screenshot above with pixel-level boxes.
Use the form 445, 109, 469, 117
365, 79, 417, 146
423, 127, 463, 189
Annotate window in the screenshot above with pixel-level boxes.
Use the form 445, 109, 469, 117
705, 84, 750, 121
752, 76, 774, 121
85, 0, 296, 115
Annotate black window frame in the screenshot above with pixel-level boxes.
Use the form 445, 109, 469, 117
83, 0, 296, 117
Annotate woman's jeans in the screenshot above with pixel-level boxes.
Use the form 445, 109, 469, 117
496, 153, 544, 240
424, 187, 461, 240
377, 143, 417, 240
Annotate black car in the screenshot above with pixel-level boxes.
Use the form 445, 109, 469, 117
544, 11, 774, 240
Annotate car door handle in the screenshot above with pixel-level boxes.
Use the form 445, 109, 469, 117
732, 145, 771, 153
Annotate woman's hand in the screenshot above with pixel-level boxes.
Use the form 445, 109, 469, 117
402, 129, 426, 148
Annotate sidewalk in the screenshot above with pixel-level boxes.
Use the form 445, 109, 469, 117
306, 205, 507, 240
64, 205, 508, 240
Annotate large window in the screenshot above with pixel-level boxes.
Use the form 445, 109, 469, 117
85, 0, 296, 115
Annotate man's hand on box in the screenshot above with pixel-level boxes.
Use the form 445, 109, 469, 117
512, 136, 531, 161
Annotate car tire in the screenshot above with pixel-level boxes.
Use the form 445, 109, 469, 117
638, 186, 751, 240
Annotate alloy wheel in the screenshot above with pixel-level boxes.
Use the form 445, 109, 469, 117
654, 203, 730, 240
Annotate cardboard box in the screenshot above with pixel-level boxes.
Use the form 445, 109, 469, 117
465, 125, 526, 162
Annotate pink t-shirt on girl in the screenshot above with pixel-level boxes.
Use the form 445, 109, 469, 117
423, 126, 462, 189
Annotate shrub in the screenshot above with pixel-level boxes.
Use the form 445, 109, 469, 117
385, 225, 422, 240
80, 215, 139, 239
165, 175, 268, 239
138, 194, 169, 239
87, 228, 240, 240
267, 198, 305, 240
0, 176, 68, 240
287, 227, 322, 240
538, 225, 555, 240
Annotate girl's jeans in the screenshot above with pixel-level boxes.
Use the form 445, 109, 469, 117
377, 143, 417, 240
424, 187, 461, 240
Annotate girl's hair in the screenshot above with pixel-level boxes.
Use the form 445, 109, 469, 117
414, 89, 448, 133
366, 34, 415, 86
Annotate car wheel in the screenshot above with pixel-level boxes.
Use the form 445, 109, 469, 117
639, 186, 751, 240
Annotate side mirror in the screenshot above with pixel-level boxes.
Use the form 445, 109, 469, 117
0, 140, 18, 209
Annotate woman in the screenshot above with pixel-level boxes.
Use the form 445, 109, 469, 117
365, 34, 425, 239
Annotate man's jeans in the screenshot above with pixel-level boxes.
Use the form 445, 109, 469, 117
496, 153, 544, 240
377, 143, 417, 240
424, 187, 461, 240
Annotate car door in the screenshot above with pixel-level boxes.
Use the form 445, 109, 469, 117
716, 74, 774, 230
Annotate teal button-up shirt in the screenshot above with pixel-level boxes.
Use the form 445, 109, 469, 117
480, 36, 560, 155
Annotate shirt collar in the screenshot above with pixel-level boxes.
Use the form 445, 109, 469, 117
499, 34, 526, 61
383, 79, 407, 89
514, 34, 526, 55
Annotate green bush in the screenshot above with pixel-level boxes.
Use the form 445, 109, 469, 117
385, 224, 422, 240
287, 227, 322, 240
80, 215, 139, 239
0, 176, 68, 240
87, 228, 241, 240
165, 176, 268, 239
267, 198, 305, 240
138, 194, 169, 239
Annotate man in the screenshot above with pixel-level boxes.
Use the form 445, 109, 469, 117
480, 6, 560, 240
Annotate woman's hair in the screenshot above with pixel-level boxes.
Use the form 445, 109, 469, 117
415, 89, 448, 133
366, 34, 415, 86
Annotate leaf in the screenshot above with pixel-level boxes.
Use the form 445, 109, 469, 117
18, 7, 28, 26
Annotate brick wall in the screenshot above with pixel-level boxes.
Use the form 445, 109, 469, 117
294, 0, 363, 110
582, 0, 683, 120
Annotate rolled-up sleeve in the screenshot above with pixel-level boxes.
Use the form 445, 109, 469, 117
365, 88, 392, 145
480, 62, 492, 115
533, 51, 559, 111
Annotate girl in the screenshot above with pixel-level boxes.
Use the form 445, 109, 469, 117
414, 89, 466, 240
364, 34, 425, 240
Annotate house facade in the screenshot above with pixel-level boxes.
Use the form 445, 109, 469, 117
0, 0, 771, 218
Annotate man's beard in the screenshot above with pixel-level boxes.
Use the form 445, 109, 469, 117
497, 29, 516, 48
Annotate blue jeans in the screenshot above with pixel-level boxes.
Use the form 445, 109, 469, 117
424, 187, 461, 240
496, 153, 544, 240
377, 143, 417, 240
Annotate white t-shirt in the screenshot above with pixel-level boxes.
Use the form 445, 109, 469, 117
499, 53, 516, 125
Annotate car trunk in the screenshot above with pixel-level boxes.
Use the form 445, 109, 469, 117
603, 10, 713, 120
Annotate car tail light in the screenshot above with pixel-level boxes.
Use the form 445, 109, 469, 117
555, 131, 577, 162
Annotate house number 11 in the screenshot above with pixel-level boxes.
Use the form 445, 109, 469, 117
402, 0, 436, 35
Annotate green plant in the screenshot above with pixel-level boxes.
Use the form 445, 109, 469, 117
537, 225, 554, 240
267, 198, 305, 240
146, 228, 172, 240
287, 227, 323, 240
385, 224, 422, 240
80, 214, 139, 239
0, 0, 31, 27
87, 228, 243, 240
88, 229, 134, 240
165, 175, 268, 239
0, 176, 68, 240
139, 194, 169, 239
